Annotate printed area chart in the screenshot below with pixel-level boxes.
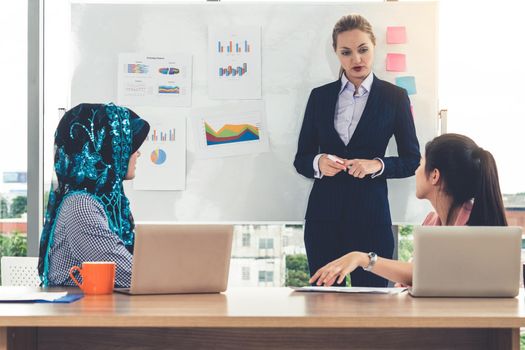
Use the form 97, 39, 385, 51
192, 101, 268, 158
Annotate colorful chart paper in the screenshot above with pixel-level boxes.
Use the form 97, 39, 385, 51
205, 123, 260, 146
208, 26, 261, 99
386, 26, 407, 44
395, 76, 417, 95
386, 53, 406, 72
192, 101, 269, 158
133, 112, 186, 191
118, 53, 192, 107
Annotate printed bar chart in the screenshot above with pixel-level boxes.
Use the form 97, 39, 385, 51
147, 128, 176, 142
218, 63, 248, 77
217, 40, 250, 53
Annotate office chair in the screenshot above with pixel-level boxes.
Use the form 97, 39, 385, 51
1, 256, 40, 286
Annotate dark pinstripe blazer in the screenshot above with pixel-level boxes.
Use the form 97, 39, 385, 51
294, 75, 420, 225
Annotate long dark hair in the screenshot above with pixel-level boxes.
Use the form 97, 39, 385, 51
424, 133, 507, 226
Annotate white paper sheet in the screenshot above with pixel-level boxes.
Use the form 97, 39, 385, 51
0, 288, 67, 301
134, 113, 186, 190
118, 53, 192, 107
295, 287, 407, 294
208, 26, 261, 99
191, 101, 269, 158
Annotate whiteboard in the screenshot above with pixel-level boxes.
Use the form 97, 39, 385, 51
70, 1, 437, 223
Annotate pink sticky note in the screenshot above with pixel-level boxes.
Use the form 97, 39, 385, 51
386, 53, 406, 72
387, 26, 407, 44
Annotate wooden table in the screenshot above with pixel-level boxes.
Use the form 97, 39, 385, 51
1, 287, 524, 350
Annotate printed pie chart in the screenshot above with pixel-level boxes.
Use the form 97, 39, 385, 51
150, 148, 167, 165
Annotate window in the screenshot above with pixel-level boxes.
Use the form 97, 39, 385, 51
439, 1, 524, 197
242, 233, 251, 247
0, 1, 28, 256
258, 271, 274, 283
259, 238, 274, 250
241, 266, 250, 281
282, 235, 289, 247
230, 225, 306, 287
43, 0, 70, 212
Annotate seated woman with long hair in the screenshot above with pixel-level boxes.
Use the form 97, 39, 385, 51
310, 133, 508, 287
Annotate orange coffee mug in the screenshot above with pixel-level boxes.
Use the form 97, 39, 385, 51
69, 262, 116, 295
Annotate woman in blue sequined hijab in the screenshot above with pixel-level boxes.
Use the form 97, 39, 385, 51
38, 103, 149, 287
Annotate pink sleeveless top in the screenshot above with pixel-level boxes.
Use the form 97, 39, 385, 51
422, 201, 473, 226
395, 201, 474, 287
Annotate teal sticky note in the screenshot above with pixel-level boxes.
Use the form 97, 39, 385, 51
395, 76, 417, 95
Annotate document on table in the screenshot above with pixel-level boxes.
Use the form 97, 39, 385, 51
295, 286, 407, 294
0, 287, 82, 303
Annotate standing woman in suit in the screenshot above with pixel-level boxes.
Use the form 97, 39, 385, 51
294, 14, 420, 287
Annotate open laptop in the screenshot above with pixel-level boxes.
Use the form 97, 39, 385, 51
409, 226, 522, 297
115, 224, 233, 295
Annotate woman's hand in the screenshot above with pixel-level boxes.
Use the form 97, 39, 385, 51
394, 282, 411, 288
309, 252, 368, 286
318, 154, 347, 177
345, 159, 382, 178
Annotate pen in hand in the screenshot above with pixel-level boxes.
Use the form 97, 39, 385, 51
320, 154, 347, 176
327, 154, 344, 164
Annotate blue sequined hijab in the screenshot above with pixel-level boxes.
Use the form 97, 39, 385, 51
38, 103, 149, 285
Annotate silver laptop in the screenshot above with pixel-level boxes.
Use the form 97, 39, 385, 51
115, 224, 233, 295
410, 226, 522, 297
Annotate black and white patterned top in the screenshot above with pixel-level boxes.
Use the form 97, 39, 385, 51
47, 193, 132, 288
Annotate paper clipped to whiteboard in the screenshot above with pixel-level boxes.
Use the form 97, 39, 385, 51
191, 101, 269, 159
208, 26, 262, 99
134, 113, 186, 191
118, 53, 192, 107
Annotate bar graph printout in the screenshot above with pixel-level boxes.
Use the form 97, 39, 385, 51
208, 26, 261, 99
134, 112, 186, 190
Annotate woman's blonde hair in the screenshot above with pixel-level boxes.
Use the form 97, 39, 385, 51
332, 14, 376, 50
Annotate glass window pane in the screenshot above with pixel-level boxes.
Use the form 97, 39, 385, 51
43, 0, 70, 212
242, 233, 251, 247
241, 266, 250, 281
0, 1, 28, 256
439, 0, 525, 197
258, 271, 265, 282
